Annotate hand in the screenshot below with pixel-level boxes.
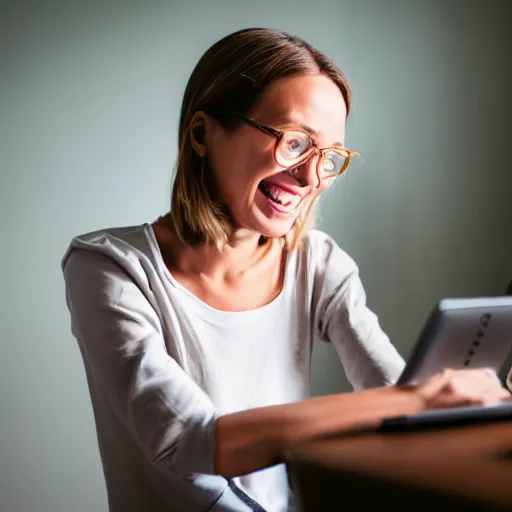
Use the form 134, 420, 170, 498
415, 368, 511, 410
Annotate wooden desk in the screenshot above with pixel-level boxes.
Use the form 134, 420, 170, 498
286, 421, 512, 511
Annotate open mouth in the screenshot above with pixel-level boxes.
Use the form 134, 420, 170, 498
258, 181, 301, 212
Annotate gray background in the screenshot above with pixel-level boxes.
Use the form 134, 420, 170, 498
1, 1, 511, 510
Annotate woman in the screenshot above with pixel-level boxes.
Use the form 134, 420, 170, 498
62, 28, 510, 512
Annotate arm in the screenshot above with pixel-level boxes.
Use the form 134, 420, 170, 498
215, 367, 511, 478
215, 384, 422, 477
310, 231, 405, 389
63, 249, 219, 477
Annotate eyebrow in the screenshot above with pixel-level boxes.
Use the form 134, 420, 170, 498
277, 117, 345, 148
277, 117, 319, 136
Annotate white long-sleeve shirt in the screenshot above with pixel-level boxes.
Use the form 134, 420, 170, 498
62, 224, 405, 512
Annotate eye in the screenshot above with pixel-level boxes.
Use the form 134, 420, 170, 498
279, 132, 311, 161
320, 151, 345, 174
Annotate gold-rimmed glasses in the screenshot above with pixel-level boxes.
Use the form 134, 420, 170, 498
207, 110, 358, 178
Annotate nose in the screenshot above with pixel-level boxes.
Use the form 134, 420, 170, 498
290, 151, 321, 188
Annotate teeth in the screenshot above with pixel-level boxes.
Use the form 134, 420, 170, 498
261, 183, 300, 209
266, 185, 283, 204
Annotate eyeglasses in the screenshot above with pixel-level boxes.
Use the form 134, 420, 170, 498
207, 110, 358, 178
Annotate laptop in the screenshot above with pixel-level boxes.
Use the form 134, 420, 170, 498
378, 401, 512, 432
379, 289, 512, 432
397, 296, 512, 386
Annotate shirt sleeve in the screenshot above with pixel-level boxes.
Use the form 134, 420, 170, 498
309, 231, 406, 390
63, 248, 219, 476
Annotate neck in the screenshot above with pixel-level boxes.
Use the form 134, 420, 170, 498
154, 216, 277, 282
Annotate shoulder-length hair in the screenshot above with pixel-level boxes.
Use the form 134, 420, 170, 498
170, 27, 351, 249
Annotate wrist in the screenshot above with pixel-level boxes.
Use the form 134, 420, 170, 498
399, 384, 428, 414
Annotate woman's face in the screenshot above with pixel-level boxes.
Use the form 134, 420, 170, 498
206, 73, 348, 238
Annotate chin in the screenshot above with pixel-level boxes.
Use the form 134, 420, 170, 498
254, 215, 299, 239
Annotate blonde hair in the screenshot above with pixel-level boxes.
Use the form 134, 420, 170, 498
170, 28, 351, 250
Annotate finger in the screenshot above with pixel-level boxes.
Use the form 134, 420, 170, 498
498, 388, 512, 400
419, 369, 454, 400
459, 385, 512, 406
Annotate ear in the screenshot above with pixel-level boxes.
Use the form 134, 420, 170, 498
189, 111, 210, 157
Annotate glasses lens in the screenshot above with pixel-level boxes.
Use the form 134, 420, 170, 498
277, 131, 312, 164
320, 150, 348, 175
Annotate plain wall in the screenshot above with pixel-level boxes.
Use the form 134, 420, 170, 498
1, 1, 511, 511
